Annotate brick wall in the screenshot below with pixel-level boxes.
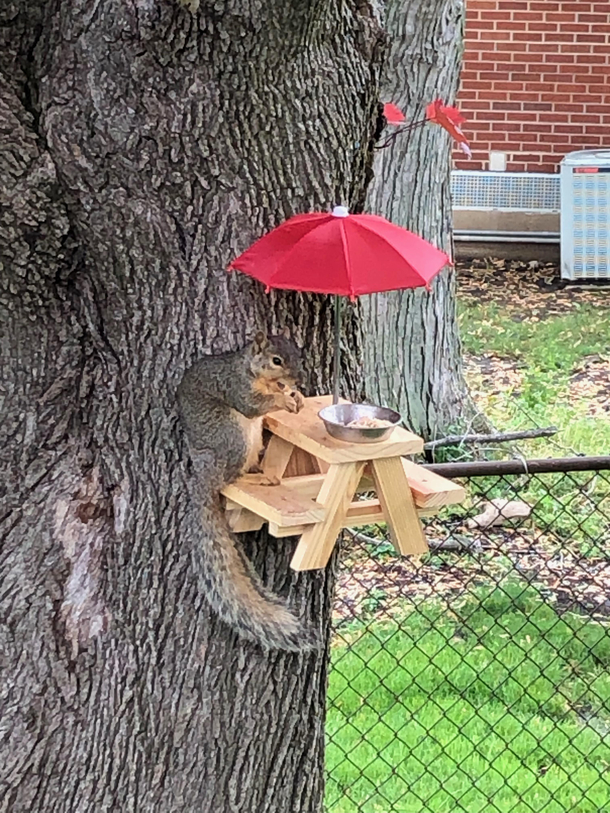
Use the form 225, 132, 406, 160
455, 0, 610, 173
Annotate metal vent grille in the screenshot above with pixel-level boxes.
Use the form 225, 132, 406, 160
451, 171, 561, 212
561, 163, 610, 281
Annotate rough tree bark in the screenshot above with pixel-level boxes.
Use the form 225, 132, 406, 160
0, 2, 383, 811
362, 0, 480, 440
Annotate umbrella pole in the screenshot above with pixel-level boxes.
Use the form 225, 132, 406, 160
333, 294, 341, 405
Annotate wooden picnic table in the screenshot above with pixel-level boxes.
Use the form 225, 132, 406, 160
222, 395, 466, 571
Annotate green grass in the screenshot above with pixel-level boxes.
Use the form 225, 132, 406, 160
455, 299, 610, 549
326, 584, 610, 813
459, 301, 610, 371
457, 301, 610, 458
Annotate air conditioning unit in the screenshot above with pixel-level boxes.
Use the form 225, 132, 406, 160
452, 170, 560, 212
451, 171, 560, 242
561, 149, 610, 281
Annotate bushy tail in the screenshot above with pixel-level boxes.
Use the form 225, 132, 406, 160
195, 499, 319, 652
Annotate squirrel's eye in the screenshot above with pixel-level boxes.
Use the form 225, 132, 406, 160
272, 356, 283, 366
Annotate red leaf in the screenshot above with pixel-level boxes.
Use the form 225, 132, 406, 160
426, 99, 471, 157
383, 102, 406, 124
426, 99, 466, 127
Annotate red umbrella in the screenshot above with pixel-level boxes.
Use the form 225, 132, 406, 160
229, 206, 450, 402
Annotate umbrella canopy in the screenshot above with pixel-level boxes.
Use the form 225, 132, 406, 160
229, 206, 451, 404
228, 206, 450, 299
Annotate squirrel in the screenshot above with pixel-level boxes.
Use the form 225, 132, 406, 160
177, 330, 319, 652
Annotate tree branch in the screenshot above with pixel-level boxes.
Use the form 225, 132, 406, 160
424, 426, 559, 451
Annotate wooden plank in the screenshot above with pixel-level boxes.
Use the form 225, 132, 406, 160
225, 472, 337, 514
316, 458, 330, 474
268, 504, 436, 538
276, 474, 325, 499
270, 468, 465, 510
401, 459, 466, 508
345, 499, 384, 525
271, 472, 391, 502
371, 457, 429, 555
358, 461, 467, 509
221, 480, 325, 527
290, 462, 366, 571
267, 521, 304, 538
262, 435, 294, 480
264, 395, 423, 465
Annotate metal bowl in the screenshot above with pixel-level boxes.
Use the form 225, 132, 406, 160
318, 403, 402, 444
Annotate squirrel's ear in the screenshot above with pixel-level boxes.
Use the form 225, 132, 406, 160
280, 326, 291, 340
252, 330, 267, 352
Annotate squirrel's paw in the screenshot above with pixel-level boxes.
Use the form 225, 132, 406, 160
293, 390, 305, 412
281, 390, 304, 414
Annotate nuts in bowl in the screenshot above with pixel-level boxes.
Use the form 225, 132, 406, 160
346, 416, 394, 429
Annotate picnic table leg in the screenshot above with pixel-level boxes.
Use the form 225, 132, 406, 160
290, 461, 366, 571
263, 435, 322, 478
371, 457, 429, 555
262, 435, 295, 480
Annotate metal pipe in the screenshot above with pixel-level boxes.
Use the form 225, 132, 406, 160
333, 294, 341, 405
424, 456, 610, 478
454, 229, 560, 244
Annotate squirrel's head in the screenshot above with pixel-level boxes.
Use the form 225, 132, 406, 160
249, 329, 303, 387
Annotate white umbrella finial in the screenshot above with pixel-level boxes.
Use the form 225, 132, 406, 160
332, 206, 349, 218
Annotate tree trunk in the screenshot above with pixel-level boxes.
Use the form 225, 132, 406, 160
0, 3, 383, 811
362, 0, 479, 440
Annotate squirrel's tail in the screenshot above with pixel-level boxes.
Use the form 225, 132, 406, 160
195, 499, 320, 652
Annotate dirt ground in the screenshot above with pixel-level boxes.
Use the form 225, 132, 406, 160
334, 516, 610, 628
457, 257, 609, 315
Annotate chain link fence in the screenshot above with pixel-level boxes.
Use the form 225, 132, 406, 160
326, 457, 610, 813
